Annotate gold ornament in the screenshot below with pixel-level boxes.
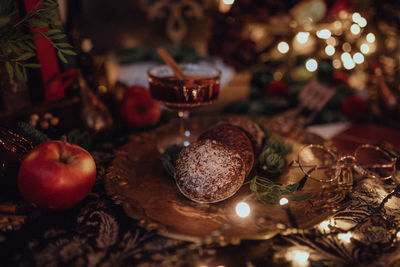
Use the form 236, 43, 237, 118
79, 72, 113, 133
139, 0, 214, 44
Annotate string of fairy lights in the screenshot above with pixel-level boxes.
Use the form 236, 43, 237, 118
233, 189, 400, 267
276, 11, 376, 73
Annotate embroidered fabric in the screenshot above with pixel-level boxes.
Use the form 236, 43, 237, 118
1, 140, 400, 267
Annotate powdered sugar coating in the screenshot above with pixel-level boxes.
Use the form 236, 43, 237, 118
198, 124, 254, 176
175, 139, 246, 203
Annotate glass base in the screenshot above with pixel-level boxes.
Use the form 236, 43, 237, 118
156, 122, 201, 153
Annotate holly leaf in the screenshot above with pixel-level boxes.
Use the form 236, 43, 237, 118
45, 28, 62, 35
0, 16, 11, 27
24, 63, 41, 68
288, 193, 314, 202
29, 19, 49, 28
57, 50, 67, 63
15, 52, 35, 61
5, 62, 13, 80
281, 183, 299, 194
161, 145, 183, 178
50, 34, 66, 40
14, 64, 25, 81
55, 42, 73, 48
60, 49, 77, 56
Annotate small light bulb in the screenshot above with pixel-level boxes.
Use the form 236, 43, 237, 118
296, 32, 310, 44
353, 52, 364, 64
223, 0, 234, 4
320, 220, 330, 231
277, 41, 289, 54
280, 197, 289, 205
360, 43, 370, 54
366, 33, 375, 43
317, 29, 331, 39
350, 24, 361, 35
184, 141, 190, 147
305, 59, 318, 72
338, 232, 352, 243
325, 45, 335, 56
236, 202, 250, 218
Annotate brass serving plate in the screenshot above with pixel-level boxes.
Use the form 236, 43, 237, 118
105, 116, 350, 243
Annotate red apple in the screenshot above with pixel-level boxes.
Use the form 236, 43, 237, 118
120, 86, 161, 127
18, 141, 96, 211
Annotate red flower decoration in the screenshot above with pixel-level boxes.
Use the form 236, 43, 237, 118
370, 59, 384, 74
332, 70, 349, 85
328, 0, 353, 16
264, 81, 289, 99
342, 95, 368, 122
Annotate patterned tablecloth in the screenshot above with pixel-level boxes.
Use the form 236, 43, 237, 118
1, 125, 400, 267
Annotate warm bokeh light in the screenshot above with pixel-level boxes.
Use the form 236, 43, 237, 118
358, 17, 367, 27
353, 52, 364, 64
341, 52, 355, 70
305, 59, 318, 72
317, 29, 331, 39
352, 12, 361, 23
360, 43, 370, 54
366, 33, 375, 43
319, 220, 330, 231
278, 41, 289, 54
325, 45, 335, 56
296, 32, 310, 44
327, 37, 337, 46
219, 0, 235, 12
333, 20, 342, 30
342, 42, 351, 52
350, 24, 361, 35
333, 59, 341, 69
280, 197, 289, 205
236, 202, 250, 218
338, 232, 353, 243
339, 10, 348, 19
287, 250, 310, 267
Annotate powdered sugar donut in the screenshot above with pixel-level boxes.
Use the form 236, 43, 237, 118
175, 139, 246, 203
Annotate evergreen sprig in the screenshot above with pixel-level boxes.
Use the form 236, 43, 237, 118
0, 0, 76, 81
258, 137, 292, 176
16, 122, 50, 145
161, 145, 183, 177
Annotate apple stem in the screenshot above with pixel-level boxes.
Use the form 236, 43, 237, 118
60, 135, 67, 162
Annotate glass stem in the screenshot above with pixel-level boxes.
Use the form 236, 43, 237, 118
178, 110, 191, 147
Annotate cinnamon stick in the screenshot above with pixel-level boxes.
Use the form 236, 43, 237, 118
0, 204, 17, 214
0, 214, 26, 223
157, 48, 186, 80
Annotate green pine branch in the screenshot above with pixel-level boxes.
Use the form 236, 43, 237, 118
0, 0, 77, 81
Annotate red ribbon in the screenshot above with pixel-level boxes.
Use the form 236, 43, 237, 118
24, 0, 77, 101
